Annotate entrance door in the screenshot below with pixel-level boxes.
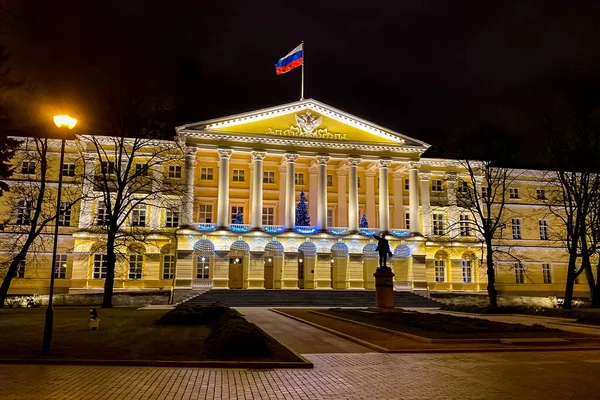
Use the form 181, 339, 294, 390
229, 257, 243, 289
264, 256, 274, 289
298, 251, 305, 289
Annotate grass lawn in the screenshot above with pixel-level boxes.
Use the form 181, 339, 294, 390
322, 308, 588, 339
0, 307, 298, 362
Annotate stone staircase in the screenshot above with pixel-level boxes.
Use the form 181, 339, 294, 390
181, 289, 441, 308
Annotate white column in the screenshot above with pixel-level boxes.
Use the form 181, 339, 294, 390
308, 162, 318, 224
78, 155, 96, 228
420, 172, 432, 236
216, 149, 233, 228
392, 167, 405, 229
378, 159, 392, 232
316, 155, 330, 229
348, 157, 361, 232
447, 172, 459, 237
337, 164, 348, 228
181, 147, 196, 228
409, 162, 420, 233
278, 162, 286, 225
285, 153, 299, 230
251, 151, 266, 229
365, 166, 377, 228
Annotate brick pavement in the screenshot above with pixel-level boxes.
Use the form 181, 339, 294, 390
2, 351, 600, 399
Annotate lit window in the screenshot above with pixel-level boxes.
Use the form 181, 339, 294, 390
165, 210, 180, 228
135, 163, 149, 177
21, 161, 36, 175
327, 174, 333, 187
62, 163, 75, 177
198, 204, 212, 223
15, 259, 25, 278
131, 204, 147, 227
200, 167, 213, 180
129, 255, 143, 280
431, 180, 443, 192
262, 207, 275, 225
542, 263, 552, 284
232, 169, 245, 182
231, 206, 243, 224
459, 214, 472, 237
515, 263, 525, 284
536, 189, 546, 200
95, 202, 110, 226
101, 161, 115, 175
93, 254, 107, 279
295, 173, 304, 185
263, 171, 275, 184
509, 187, 520, 199
168, 165, 182, 179
433, 213, 445, 235
197, 256, 210, 279
434, 259, 446, 283
54, 254, 67, 279
58, 202, 71, 227
163, 255, 175, 279
539, 220, 549, 240
16, 199, 32, 225
462, 260, 473, 283
512, 218, 522, 239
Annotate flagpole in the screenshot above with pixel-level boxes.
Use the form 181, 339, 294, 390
301, 41, 305, 100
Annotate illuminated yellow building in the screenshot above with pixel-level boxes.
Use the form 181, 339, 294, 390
1, 99, 591, 299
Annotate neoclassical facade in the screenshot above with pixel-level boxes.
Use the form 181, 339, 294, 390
2, 99, 589, 298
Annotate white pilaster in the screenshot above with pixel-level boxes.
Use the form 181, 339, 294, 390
181, 147, 196, 227
447, 172, 459, 237
251, 151, 266, 229
285, 153, 299, 230
420, 172, 432, 236
337, 162, 348, 228
78, 155, 96, 228
378, 159, 392, 232
216, 149, 233, 228
348, 157, 361, 232
409, 162, 420, 233
316, 155, 330, 229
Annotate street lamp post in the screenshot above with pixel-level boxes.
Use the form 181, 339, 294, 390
42, 115, 77, 355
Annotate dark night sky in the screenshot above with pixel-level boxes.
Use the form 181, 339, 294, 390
3, 0, 600, 150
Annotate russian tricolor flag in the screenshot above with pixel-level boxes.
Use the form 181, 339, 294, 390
275, 44, 303, 75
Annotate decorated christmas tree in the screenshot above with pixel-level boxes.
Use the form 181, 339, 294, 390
360, 214, 368, 228
234, 209, 243, 224
295, 188, 311, 226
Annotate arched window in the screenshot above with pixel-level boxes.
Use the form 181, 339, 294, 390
434, 251, 448, 283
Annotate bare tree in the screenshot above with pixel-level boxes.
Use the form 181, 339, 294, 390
78, 94, 184, 308
0, 137, 81, 307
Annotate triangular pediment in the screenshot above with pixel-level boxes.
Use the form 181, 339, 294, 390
178, 99, 429, 149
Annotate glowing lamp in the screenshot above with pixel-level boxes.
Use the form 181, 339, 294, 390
53, 115, 77, 129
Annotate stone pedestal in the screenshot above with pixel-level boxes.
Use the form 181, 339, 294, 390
374, 267, 395, 309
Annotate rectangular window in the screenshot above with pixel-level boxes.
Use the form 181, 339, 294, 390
357, 176, 361, 188
135, 163, 149, 177
327, 209, 334, 227
231, 206, 244, 224
54, 254, 67, 279
512, 218, 522, 239
434, 259, 446, 283
431, 180, 443, 192
515, 263, 525, 284
165, 210, 180, 228
459, 214, 472, 237
16, 199, 32, 225
457, 180, 468, 194
129, 255, 143, 280
262, 207, 275, 225
327, 174, 333, 187
536, 189, 546, 200
93, 254, 107, 279
16, 259, 25, 278
539, 220, 549, 240
542, 263, 552, 284
481, 186, 489, 198
21, 161, 36, 175
232, 169, 245, 182
62, 163, 75, 177
163, 255, 175, 280
405, 212, 410, 230
295, 173, 304, 185
509, 187, 520, 199
58, 202, 71, 226
462, 260, 473, 283
95, 202, 109, 226
197, 256, 210, 279
200, 167, 213, 180
404, 178, 409, 191
198, 204, 213, 223
263, 171, 275, 184
432, 213, 445, 235
131, 204, 147, 227
168, 165, 182, 179
101, 161, 115, 175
